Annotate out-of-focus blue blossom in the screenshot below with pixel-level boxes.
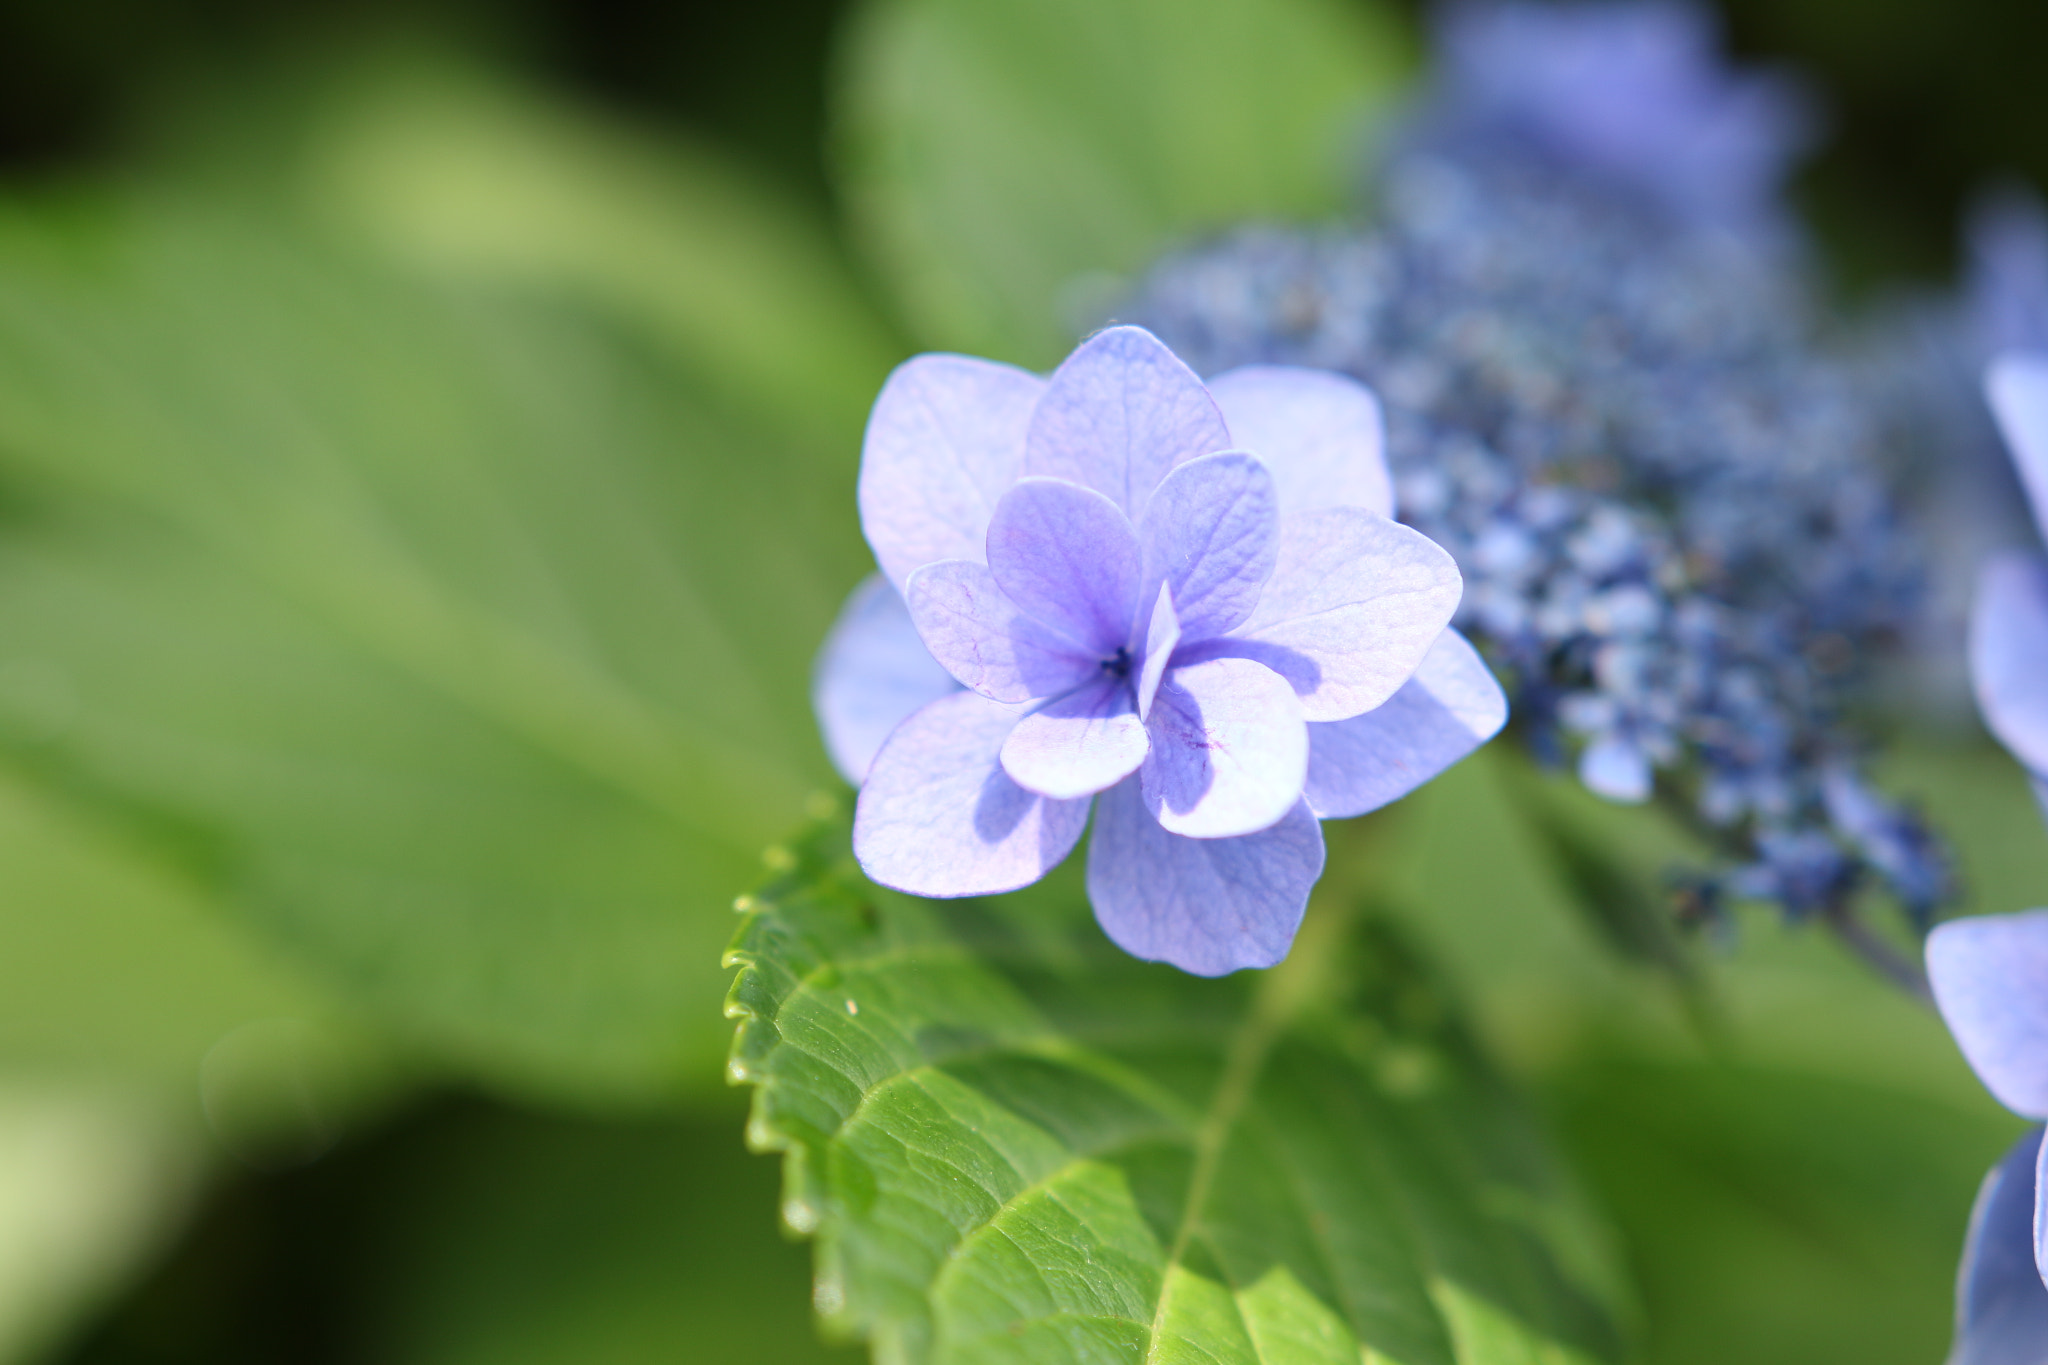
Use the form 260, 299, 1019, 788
1941, 1126, 2048, 1365
1128, 1, 1946, 931
1415, 0, 1814, 238
1924, 351, 2048, 1365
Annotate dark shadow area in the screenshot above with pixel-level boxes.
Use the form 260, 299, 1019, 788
55, 1092, 860, 1365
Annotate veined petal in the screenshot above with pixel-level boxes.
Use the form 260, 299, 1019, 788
1303, 629, 1507, 818
986, 477, 1142, 655
854, 690, 1089, 897
906, 560, 1097, 703
1973, 552, 2048, 774
1138, 452, 1280, 642
1928, 910, 2048, 1119
1987, 353, 2048, 543
1000, 677, 1148, 800
859, 354, 1044, 590
1214, 508, 1463, 722
1206, 365, 1395, 518
1086, 778, 1324, 975
1025, 326, 1232, 517
1949, 1128, 2048, 1365
1141, 656, 1308, 839
813, 574, 962, 784
1137, 582, 1180, 723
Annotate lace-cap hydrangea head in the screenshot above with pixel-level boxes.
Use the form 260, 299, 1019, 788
813, 326, 1507, 975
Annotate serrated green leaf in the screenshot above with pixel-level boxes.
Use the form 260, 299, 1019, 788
0, 194, 866, 1105
725, 818, 1628, 1365
833, 0, 1414, 367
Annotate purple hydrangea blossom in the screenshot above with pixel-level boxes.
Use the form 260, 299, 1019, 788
1419, 0, 1813, 236
813, 326, 1506, 975
1925, 355, 2048, 1363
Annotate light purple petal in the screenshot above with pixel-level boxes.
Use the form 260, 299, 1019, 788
999, 677, 1148, 800
1949, 1127, 2048, 1364
1972, 552, 2048, 775
1137, 582, 1180, 723
854, 690, 1089, 897
1303, 629, 1507, 818
906, 560, 1096, 703
986, 477, 1141, 655
1205, 366, 1394, 518
813, 574, 963, 784
1987, 354, 2048, 543
859, 354, 1045, 591
1579, 736, 1653, 803
1086, 778, 1325, 975
1137, 452, 1280, 642
1928, 910, 2048, 1119
1214, 508, 1463, 723
1024, 326, 1232, 517
1141, 656, 1307, 839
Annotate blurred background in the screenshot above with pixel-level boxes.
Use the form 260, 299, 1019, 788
0, 0, 2042, 1362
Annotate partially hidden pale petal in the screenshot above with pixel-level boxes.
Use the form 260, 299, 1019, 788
1949, 1127, 2048, 1365
1141, 656, 1307, 839
1137, 582, 1180, 723
1206, 365, 1394, 518
1024, 326, 1232, 517
986, 477, 1141, 655
1000, 676, 1149, 800
906, 560, 1096, 702
1138, 452, 1280, 642
1303, 629, 1507, 818
1987, 353, 2048, 543
1972, 552, 2048, 775
859, 354, 1045, 590
854, 690, 1089, 897
1216, 508, 1463, 722
1086, 778, 1325, 975
1579, 736, 1654, 803
813, 574, 962, 784
1928, 910, 2048, 1118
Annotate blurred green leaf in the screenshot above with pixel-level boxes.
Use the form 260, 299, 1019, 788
1553, 1056, 2015, 1365
294, 56, 903, 443
833, 0, 1414, 366
0, 192, 868, 1105
0, 762, 376, 1094
725, 817, 1629, 1365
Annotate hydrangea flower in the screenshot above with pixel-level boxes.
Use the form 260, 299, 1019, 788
1418, 0, 1813, 235
813, 326, 1506, 975
1924, 355, 2048, 1364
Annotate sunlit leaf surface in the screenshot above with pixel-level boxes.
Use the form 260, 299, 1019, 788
835, 0, 1413, 367
726, 816, 1628, 1364
0, 195, 869, 1104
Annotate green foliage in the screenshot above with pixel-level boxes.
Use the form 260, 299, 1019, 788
833, 0, 1415, 367
0, 191, 869, 1106
726, 815, 1629, 1365
296, 56, 904, 443
1554, 1055, 2014, 1365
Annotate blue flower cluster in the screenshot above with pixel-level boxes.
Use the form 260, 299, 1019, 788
1129, 2, 1948, 932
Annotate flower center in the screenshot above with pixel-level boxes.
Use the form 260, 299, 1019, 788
1101, 646, 1132, 680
